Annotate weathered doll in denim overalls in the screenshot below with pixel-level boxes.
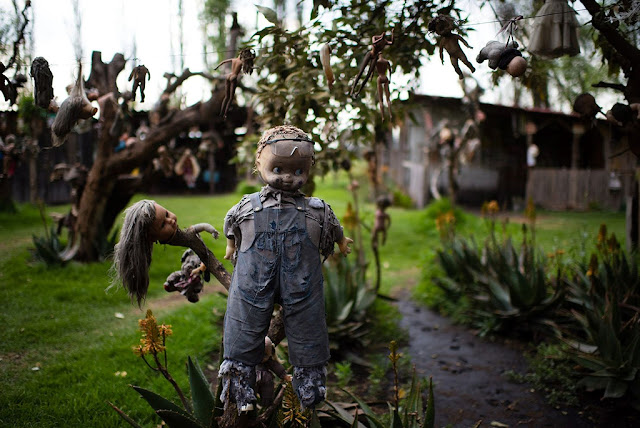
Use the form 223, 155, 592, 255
219, 125, 352, 411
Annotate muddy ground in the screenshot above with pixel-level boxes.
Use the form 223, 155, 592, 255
396, 296, 639, 428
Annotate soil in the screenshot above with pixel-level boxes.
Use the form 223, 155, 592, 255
395, 294, 639, 428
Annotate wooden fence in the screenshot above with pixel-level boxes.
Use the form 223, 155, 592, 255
526, 168, 626, 211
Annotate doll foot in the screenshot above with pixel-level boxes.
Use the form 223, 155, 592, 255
292, 365, 327, 409
240, 403, 254, 412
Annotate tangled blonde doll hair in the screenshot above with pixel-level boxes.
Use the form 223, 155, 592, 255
110, 199, 156, 307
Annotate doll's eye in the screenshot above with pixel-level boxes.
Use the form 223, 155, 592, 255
273, 167, 281, 173
295, 169, 303, 176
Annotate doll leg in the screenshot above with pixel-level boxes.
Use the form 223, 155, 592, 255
460, 54, 476, 74
351, 51, 373, 97
292, 366, 327, 409
219, 359, 257, 411
140, 79, 146, 102
383, 81, 392, 120
377, 77, 386, 120
450, 57, 464, 80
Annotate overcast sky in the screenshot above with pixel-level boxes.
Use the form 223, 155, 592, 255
1, 0, 612, 113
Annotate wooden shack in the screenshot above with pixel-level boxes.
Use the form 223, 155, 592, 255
385, 94, 636, 210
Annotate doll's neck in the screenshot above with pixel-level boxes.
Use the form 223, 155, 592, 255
261, 184, 302, 198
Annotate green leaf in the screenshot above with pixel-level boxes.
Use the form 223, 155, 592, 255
131, 386, 191, 419
324, 401, 367, 428
156, 409, 204, 428
423, 377, 435, 428
310, 409, 322, 428
188, 356, 215, 427
604, 378, 628, 398
342, 389, 385, 428
256, 5, 278, 25
389, 404, 403, 428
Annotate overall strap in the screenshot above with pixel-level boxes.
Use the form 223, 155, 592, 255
249, 192, 263, 212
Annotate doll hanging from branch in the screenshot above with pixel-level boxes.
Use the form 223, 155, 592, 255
215, 48, 255, 119
477, 15, 527, 78
128, 64, 150, 102
51, 62, 98, 147
376, 54, 393, 121
429, 15, 475, 80
350, 29, 394, 98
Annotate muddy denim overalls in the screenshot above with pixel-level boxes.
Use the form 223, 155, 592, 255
223, 192, 330, 368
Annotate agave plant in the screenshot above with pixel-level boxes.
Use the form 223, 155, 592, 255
323, 255, 377, 351
562, 227, 640, 408
433, 225, 564, 336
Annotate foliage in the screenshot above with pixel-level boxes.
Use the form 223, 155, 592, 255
201, 0, 232, 68
432, 210, 564, 336
110, 310, 221, 428
334, 360, 353, 388
31, 202, 64, 266
245, 1, 465, 174
327, 341, 435, 428
505, 343, 580, 407
562, 225, 640, 408
323, 255, 377, 352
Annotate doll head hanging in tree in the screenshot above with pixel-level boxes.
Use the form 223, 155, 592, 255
428, 14, 475, 80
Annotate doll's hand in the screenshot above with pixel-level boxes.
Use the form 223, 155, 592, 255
338, 236, 354, 255
191, 223, 219, 239
284, 374, 293, 382
224, 238, 237, 260
190, 262, 206, 277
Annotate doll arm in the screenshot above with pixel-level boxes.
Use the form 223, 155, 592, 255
191, 222, 220, 239
456, 34, 472, 49
338, 236, 354, 255
190, 262, 206, 277
224, 237, 236, 260
438, 41, 445, 63
214, 58, 233, 70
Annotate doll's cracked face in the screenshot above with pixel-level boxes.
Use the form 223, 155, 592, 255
256, 139, 313, 192
148, 203, 178, 243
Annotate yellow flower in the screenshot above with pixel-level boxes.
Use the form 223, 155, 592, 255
597, 224, 607, 245
134, 310, 172, 356
486, 200, 499, 214
556, 249, 565, 256
587, 254, 598, 277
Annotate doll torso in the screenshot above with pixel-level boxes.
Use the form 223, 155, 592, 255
224, 185, 343, 257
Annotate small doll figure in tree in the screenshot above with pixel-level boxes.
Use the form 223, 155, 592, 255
215, 48, 256, 119
220, 125, 353, 411
376, 54, 393, 121
429, 15, 475, 80
350, 30, 394, 98
372, 195, 392, 249
128, 64, 150, 102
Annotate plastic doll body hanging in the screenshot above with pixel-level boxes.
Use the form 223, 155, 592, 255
429, 15, 475, 80
128, 65, 150, 102
220, 125, 352, 412
350, 30, 393, 98
376, 54, 393, 121
215, 48, 255, 119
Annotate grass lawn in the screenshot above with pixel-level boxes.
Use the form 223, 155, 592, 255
0, 175, 626, 427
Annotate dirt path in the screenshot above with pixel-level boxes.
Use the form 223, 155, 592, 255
396, 295, 591, 428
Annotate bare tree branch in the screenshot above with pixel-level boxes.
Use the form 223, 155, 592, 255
6, 1, 31, 70
592, 81, 626, 92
